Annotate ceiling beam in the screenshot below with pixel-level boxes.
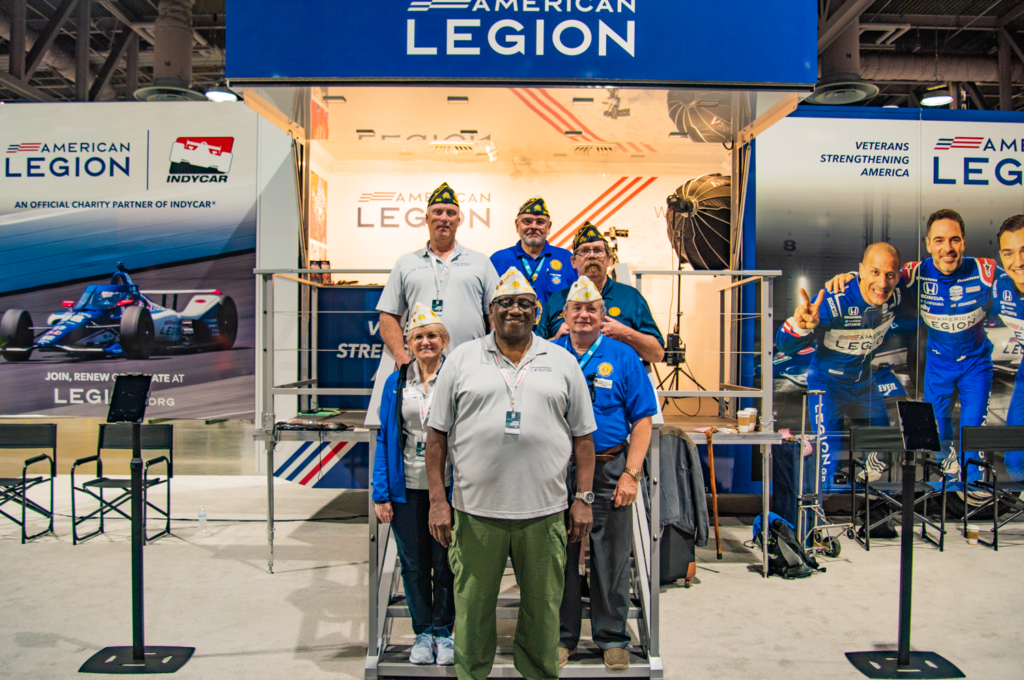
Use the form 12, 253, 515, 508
0, 70, 57, 101
9, 0, 26, 78
865, 14, 999, 30
24, 0, 79, 80
820, 0, 876, 53
998, 3, 1024, 28
963, 81, 990, 109
1003, 26, 1024, 64
89, 26, 133, 101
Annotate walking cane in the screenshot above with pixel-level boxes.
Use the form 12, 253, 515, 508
705, 427, 722, 560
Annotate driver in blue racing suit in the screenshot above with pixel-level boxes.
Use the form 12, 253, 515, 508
993, 214, 1024, 482
776, 242, 904, 487
828, 209, 1000, 481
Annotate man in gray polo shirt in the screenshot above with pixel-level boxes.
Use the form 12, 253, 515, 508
378, 182, 500, 365
425, 267, 597, 680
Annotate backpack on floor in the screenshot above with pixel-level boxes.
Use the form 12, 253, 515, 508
753, 512, 826, 580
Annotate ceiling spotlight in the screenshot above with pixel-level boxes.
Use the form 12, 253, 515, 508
883, 104, 899, 108
448, 96, 469, 104
920, 93, 954, 107
205, 81, 240, 103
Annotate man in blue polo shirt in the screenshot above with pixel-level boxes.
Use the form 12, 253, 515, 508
490, 196, 577, 320
537, 222, 664, 363
554, 276, 658, 672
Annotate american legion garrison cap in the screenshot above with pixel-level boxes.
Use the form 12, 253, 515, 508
572, 221, 607, 252
517, 196, 549, 217
428, 182, 459, 207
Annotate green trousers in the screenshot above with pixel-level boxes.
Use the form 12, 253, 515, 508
449, 509, 567, 680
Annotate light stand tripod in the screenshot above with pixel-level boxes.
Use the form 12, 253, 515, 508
79, 374, 194, 675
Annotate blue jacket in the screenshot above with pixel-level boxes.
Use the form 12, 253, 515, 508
372, 370, 407, 504
371, 365, 452, 504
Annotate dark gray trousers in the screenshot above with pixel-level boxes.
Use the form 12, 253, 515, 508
559, 455, 633, 651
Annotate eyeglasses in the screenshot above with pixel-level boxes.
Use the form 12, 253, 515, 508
493, 297, 537, 311
575, 246, 607, 257
519, 217, 550, 227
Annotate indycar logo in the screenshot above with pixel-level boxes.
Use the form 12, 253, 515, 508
167, 137, 233, 183
950, 285, 963, 301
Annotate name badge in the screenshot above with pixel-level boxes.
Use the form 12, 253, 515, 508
505, 411, 521, 435
432, 299, 444, 315
416, 441, 426, 458
595, 378, 613, 389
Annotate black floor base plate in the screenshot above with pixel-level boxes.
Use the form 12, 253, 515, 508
846, 651, 965, 679
79, 646, 194, 674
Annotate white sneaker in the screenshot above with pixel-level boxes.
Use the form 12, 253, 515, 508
941, 450, 960, 478
410, 632, 435, 665
858, 452, 885, 482
435, 635, 454, 666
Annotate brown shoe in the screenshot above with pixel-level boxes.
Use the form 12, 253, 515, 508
604, 647, 630, 671
558, 647, 576, 669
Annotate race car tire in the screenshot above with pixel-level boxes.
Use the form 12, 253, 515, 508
120, 306, 155, 360
1, 309, 34, 361
216, 296, 238, 350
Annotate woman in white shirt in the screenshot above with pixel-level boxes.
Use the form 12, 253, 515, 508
371, 303, 454, 666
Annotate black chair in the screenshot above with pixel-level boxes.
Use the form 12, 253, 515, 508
71, 424, 173, 545
0, 424, 57, 543
848, 426, 947, 551
961, 426, 1024, 551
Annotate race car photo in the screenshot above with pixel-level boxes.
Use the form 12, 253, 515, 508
0, 263, 238, 362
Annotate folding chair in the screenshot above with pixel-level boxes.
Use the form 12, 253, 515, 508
961, 426, 1024, 551
0, 424, 57, 543
848, 426, 947, 551
71, 423, 173, 545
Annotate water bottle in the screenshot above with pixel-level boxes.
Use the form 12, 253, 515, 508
199, 506, 208, 533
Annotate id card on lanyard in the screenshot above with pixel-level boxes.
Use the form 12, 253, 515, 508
431, 251, 454, 315
406, 382, 435, 458
519, 253, 549, 283
493, 352, 531, 435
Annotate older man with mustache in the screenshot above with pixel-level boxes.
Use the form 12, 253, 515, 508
536, 222, 664, 363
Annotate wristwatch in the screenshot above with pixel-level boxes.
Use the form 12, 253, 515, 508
575, 491, 595, 505
624, 467, 642, 481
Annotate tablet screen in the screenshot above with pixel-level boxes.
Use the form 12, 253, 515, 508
107, 374, 153, 424
896, 401, 941, 453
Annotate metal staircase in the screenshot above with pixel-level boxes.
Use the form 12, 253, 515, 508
365, 440, 663, 679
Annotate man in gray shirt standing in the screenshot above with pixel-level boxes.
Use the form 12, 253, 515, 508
377, 182, 500, 366
425, 268, 597, 680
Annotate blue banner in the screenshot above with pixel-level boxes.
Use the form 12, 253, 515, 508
227, 0, 817, 87
317, 286, 384, 409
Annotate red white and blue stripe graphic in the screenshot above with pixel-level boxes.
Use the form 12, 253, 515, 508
549, 176, 659, 249
7, 143, 42, 153
274, 441, 356, 486
934, 137, 984, 150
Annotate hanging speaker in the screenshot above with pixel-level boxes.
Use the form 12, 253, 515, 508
666, 174, 731, 270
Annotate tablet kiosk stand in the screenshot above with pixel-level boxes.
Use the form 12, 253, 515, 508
845, 401, 963, 679
79, 374, 194, 674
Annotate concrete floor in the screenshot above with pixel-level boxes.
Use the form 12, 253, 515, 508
3, 476, 1024, 680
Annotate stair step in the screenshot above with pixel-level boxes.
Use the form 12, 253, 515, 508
377, 645, 651, 678
387, 595, 642, 620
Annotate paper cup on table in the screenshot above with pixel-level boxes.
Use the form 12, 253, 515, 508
737, 410, 752, 433
966, 524, 980, 545
749, 408, 759, 431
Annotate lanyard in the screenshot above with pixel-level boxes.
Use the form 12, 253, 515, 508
431, 250, 455, 298
492, 351, 532, 412
416, 385, 435, 431
519, 253, 550, 282
574, 334, 603, 372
